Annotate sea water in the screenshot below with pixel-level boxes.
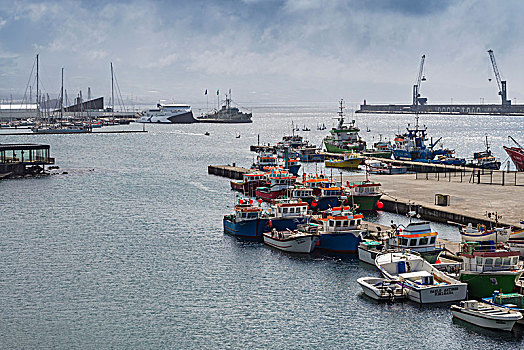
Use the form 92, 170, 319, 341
1, 107, 523, 348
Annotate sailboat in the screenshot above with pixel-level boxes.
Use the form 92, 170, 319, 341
31, 58, 91, 133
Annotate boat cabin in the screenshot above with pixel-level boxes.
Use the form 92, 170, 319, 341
272, 202, 309, 218
320, 187, 344, 197
318, 213, 364, 232
233, 205, 263, 222
256, 153, 278, 168
388, 221, 439, 253
243, 172, 266, 183
291, 188, 314, 199
461, 242, 520, 272
346, 181, 381, 196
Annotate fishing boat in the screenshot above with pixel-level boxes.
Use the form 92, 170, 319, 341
509, 222, 524, 240
323, 100, 366, 153
314, 187, 343, 211
230, 171, 266, 194
266, 200, 309, 231
361, 138, 392, 159
391, 115, 456, 162
366, 160, 407, 175
451, 300, 522, 331
325, 152, 363, 169
255, 169, 295, 202
358, 240, 384, 265
289, 187, 316, 206
508, 240, 524, 257
263, 225, 319, 253
344, 180, 382, 211
504, 136, 524, 171
386, 220, 444, 263
459, 223, 510, 243
357, 277, 406, 301
376, 251, 467, 304
459, 241, 523, 298
466, 136, 501, 170
301, 174, 334, 196
313, 206, 366, 254
252, 152, 279, 171
482, 291, 524, 324
223, 203, 269, 241
297, 146, 325, 162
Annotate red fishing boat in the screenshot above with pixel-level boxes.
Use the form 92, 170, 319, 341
504, 137, 524, 172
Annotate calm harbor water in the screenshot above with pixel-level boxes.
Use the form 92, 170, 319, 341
1, 107, 524, 348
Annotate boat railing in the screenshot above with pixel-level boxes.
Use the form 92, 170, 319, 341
462, 262, 520, 272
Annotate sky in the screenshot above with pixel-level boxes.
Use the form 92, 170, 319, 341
0, 0, 523, 107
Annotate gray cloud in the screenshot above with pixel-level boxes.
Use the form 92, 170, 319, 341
0, 0, 523, 106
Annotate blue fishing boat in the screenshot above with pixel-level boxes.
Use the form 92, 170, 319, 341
392, 116, 456, 162
267, 200, 310, 231
315, 187, 343, 211
313, 206, 365, 253
223, 203, 269, 241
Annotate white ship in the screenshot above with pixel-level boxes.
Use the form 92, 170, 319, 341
137, 103, 196, 124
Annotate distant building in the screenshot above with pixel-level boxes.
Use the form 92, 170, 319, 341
0, 103, 38, 121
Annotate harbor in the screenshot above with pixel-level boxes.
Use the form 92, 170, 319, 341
3, 2, 524, 348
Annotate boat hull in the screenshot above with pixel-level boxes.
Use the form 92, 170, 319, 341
269, 217, 308, 231
223, 217, 269, 241
324, 141, 359, 154
325, 159, 361, 169
137, 111, 196, 124
357, 277, 405, 301
263, 233, 319, 253
317, 231, 362, 254
451, 306, 519, 331
357, 246, 380, 265
504, 146, 524, 171
401, 283, 467, 304
255, 189, 287, 202
349, 194, 381, 211
459, 271, 523, 298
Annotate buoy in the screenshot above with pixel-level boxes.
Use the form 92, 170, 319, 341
258, 199, 263, 204
239, 199, 244, 204
311, 200, 318, 207
435, 259, 441, 264
249, 199, 253, 205
376, 201, 384, 209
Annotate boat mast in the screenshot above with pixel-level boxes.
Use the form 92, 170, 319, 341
36, 54, 39, 119
60, 67, 64, 119
111, 62, 114, 118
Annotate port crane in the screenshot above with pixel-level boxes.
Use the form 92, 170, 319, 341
412, 55, 427, 106
487, 49, 511, 106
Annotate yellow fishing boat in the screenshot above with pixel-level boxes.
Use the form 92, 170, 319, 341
325, 152, 363, 169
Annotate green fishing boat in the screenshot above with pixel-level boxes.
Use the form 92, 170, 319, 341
323, 100, 366, 154
459, 242, 523, 298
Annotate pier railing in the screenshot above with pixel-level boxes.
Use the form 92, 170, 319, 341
415, 167, 524, 186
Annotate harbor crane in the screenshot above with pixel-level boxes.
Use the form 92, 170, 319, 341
488, 49, 511, 106
412, 55, 427, 106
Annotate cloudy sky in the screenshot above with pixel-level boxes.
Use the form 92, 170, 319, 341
0, 0, 523, 107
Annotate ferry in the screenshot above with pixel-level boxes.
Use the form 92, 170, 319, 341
137, 103, 195, 124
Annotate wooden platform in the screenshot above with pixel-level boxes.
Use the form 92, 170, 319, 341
208, 165, 250, 180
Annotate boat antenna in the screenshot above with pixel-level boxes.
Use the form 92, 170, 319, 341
111, 62, 114, 118
60, 67, 64, 119
36, 54, 39, 119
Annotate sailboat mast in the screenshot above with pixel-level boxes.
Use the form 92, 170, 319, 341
36, 54, 39, 119
111, 62, 114, 116
60, 67, 64, 119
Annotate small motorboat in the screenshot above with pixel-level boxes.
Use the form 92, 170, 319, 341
357, 277, 405, 301
263, 226, 319, 253
451, 300, 522, 331
204, 132, 210, 136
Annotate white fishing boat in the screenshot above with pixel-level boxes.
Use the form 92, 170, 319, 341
357, 277, 406, 301
451, 300, 522, 331
509, 223, 524, 240
358, 240, 384, 265
508, 240, 524, 257
263, 226, 319, 253
459, 223, 510, 243
376, 251, 467, 304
